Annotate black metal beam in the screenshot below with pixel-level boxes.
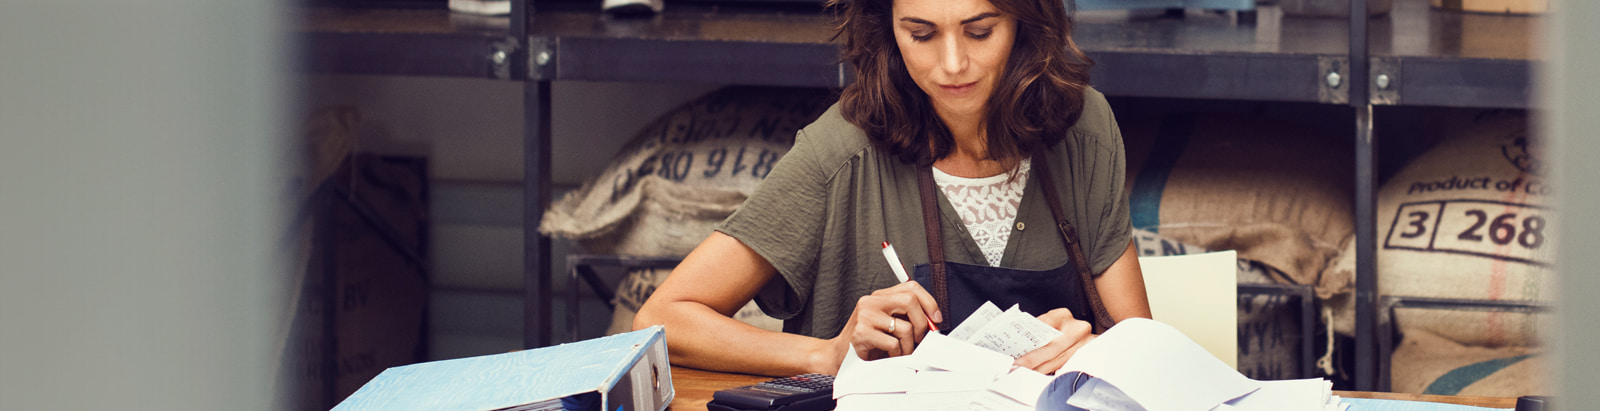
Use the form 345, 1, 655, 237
1089, 52, 1324, 103
551, 37, 843, 87
523, 79, 553, 348
300, 32, 500, 78
519, 0, 551, 348
1394, 58, 1534, 109
1350, 0, 1376, 392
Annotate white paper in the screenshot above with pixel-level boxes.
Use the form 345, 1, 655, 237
908, 332, 1014, 377
1221, 379, 1329, 411
986, 368, 1056, 408
1139, 251, 1240, 369
1049, 318, 1260, 411
834, 345, 924, 397
836, 305, 1342, 411
967, 309, 1063, 358
1326, 394, 1350, 411
966, 390, 1035, 411
908, 390, 983, 410
836, 393, 907, 411
909, 370, 998, 394
833, 364, 918, 397
949, 301, 1005, 341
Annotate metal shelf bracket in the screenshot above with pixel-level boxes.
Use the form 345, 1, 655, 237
1318, 56, 1351, 105
527, 37, 556, 80
1370, 57, 1400, 105
491, 37, 521, 81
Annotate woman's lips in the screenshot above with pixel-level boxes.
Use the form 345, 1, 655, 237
940, 81, 978, 95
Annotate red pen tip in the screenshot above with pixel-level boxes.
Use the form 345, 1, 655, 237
882, 241, 890, 248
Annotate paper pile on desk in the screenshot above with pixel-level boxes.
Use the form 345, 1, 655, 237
832, 302, 1347, 411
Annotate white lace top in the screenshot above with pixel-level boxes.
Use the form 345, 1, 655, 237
931, 158, 1030, 267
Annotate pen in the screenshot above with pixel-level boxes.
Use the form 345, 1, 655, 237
881, 242, 939, 331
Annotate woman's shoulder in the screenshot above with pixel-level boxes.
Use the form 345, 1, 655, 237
789, 102, 877, 175
1066, 87, 1118, 143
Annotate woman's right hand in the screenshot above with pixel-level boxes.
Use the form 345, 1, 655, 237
830, 280, 944, 363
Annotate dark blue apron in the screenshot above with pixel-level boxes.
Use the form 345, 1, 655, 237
913, 153, 1115, 334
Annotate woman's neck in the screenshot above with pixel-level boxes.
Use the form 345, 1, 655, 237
933, 113, 1007, 178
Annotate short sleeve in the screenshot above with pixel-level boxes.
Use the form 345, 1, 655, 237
715, 128, 827, 320
1086, 94, 1133, 276
1075, 89, 1139, 275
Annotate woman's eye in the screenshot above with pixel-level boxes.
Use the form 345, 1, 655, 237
966, 28, 993, 40
911, 31, 935, 42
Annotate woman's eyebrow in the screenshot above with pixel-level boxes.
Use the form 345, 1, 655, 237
961, 12, 1001, 25
899, 12, 999, 26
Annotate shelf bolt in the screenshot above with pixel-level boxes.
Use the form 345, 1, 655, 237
536, 50, 552, 67
1326, 71, 1342, 89
492, 50, 508, 65
1376, 74, 1391, 90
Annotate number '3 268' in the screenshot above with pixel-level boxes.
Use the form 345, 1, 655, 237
1387, 200, 1551, 264
1400, 209, 1545, 249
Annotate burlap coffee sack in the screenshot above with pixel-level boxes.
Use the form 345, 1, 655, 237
1131, 227, 1209, 257
1134, 227, 1293, 285
1324, 234, 1357, 336
1123, 113, 1352, 291
285, 154, 429, 409
540, 87, 832, 257
1370, 111, 1552, 347
1169, 223, 1331, 288
1391, 327, 1545, 397
605, 267, 782, 336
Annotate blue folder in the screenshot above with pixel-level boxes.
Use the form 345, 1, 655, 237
334, 326, 674, 411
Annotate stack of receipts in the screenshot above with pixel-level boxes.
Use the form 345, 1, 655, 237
832, 302, 1347, 411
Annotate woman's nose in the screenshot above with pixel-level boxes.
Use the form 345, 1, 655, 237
940, 35, 967, 75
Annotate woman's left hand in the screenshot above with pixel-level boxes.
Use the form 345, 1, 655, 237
1012, 308, 1096, 374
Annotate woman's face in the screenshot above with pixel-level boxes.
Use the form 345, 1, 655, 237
892, 0, 1016, 124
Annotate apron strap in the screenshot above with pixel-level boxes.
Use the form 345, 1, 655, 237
917, 166, 952, 330
1032, 153, 1116, 333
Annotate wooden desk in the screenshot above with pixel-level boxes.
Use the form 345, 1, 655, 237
670, 366, 768, 410
667, 366, 1521, 410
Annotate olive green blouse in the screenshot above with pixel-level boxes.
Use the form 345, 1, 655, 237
717, 87, 1132, 338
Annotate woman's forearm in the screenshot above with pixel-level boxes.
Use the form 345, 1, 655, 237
636, 298, 837, 376
633, 231, 847, 376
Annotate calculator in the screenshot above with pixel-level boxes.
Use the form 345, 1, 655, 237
707, 373, 836, 411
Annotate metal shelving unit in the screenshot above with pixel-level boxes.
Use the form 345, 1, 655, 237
297, 2, 1538, 102
298, 7, 517, 78
296, 0, 1543, 391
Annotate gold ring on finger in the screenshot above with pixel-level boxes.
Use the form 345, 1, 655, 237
887, 318, 896, 333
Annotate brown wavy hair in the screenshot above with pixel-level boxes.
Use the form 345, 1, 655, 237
829, 0, 1093, 167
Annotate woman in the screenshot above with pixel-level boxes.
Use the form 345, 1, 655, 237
634, 0, 1150, 377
